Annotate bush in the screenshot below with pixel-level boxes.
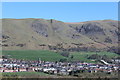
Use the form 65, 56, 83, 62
59, 58, 67, 62
59, 51, 70, 57
87, 54, 101, 60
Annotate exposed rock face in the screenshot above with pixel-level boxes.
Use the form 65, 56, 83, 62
1, 19, 119, 54
32, 20, 48, 37
79, 23, 105, 35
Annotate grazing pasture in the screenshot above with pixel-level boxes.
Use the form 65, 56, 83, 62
69, 51, 119, 63
2, 50, 66, 61
2, 50, 119, 63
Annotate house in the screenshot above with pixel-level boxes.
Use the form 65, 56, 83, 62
19, 68, 27, 72
59, 69, 69, 75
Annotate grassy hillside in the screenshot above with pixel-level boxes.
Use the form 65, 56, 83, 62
2, 19, 119, 53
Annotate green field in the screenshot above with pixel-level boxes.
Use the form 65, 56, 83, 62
2, 72, 49, 76
69, 51, 119, 63
2, 50, 66, 61
2, 50, 119, 63
1, 71, 118, 78
1, 72, 52, 78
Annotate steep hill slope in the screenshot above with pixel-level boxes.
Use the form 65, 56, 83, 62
1, 19, 119, 53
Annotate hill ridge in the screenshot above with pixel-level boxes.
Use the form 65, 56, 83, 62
1, 18, 119, 54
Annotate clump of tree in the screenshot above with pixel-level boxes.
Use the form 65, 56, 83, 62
87, 54, 102, 60
2, 55, 8, 59
87, 54, 111, 62
107, 46, 118, 54
70, 55, 74, 59
104, 37, 112, 43
59, 51, 70, 57
115, 56, 120, 59
59, 58, 67, 62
